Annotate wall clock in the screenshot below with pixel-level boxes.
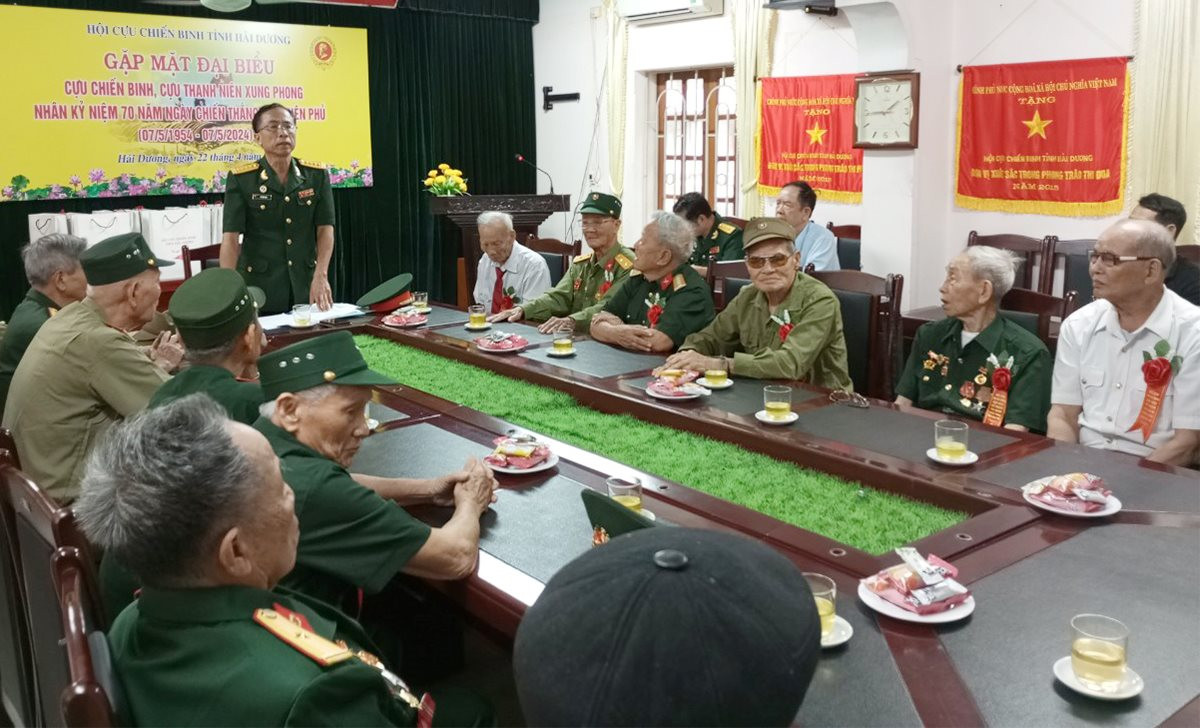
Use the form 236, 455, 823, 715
853, 71, 920, 149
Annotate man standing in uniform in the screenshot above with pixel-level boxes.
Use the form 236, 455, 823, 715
221, 103, 335, 314
673, 192, 744, 276
0, 233, 88, 418
3, 232, 181, 502
489, 192, 635, 334
591, 211, 714, 353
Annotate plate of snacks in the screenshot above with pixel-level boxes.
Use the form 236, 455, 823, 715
1021, 473, 1121, 518
484, 435, 558, 474
475, 332, 529, 353
381, 310, 428, 328
858, 547, 975, 624
646, 369, 710, 400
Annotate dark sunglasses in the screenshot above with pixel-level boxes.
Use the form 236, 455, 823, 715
746, 253, 792, 270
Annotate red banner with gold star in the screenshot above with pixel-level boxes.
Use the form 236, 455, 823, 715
955, 57, 1129, 216
757, 74, 862, 203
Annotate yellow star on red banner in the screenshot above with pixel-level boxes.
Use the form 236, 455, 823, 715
1022, 108, 1053, 139
806, 123, 827, 145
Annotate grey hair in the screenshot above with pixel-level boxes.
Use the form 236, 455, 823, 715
258, 383, 338, 419
477, 211, 514, 231
961, 246, 1019, 301
1118, 217, 1176, 270
647, 210, 696, 261
184, 316, 259, 366
75, 394, 256, 588
22, 233, 86, 286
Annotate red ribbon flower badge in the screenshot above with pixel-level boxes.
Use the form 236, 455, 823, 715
981, 353, 1013, 427
497, 285, 519, 311
644, 289, 665, 328
1127, 339, 1181, 441
769, 309, 794, 343
596, 260, 617, 297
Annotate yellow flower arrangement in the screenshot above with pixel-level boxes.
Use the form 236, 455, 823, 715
423, 163, 468, 196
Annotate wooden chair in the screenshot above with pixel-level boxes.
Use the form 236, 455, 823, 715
1041, 238, 1095, 304
53, 547, 120, 728
967, 231, 1053, 292
524, 235, 581, 287
709, 259, 751, 311
1176, 245, 1200, 266
722, 216, 748, 228
999, 287, 1078, 353
805, 267, 904, 400
0, 463, 36, 727
179, 243, 223, 280
826, 222, 861, 239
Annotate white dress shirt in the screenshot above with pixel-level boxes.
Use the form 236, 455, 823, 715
794, 220, 840, 271
473, 241, 552, 312
1052, 288, 1200, 456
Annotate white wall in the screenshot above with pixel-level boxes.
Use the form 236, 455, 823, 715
533, 0, 1137, 307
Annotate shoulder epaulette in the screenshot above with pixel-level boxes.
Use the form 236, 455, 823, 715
573, 252, 594, 264
230, 161, 259, 175
717, 222, 738, 234
253, 609, 354, 667
614, 253, 634, 270
298, 159, 328, 170
673, 273, 687, 291
48, 307, 59, 317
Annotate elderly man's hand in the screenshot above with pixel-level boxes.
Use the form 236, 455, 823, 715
150, 331, 185, 372
487, 306, 523, 323
453, 457, 498, 514
537, 316, 576, 334
661, 350, 723, 374
430, 457, 499, 506
610, 324, 656, 352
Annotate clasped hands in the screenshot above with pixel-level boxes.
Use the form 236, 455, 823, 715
487, 306, 576, 334
426, 456, 498, 511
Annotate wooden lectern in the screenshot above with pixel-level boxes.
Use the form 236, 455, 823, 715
429, 194, 571, 297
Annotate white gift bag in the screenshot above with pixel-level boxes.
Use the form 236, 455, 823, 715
27, 212, 69, 243
139, 208, 205, 281
67, 210, 135, 246
209, 204, 225, 246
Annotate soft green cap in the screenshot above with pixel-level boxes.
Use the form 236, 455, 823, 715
79, 232, 175, 285
741, 217, 799, 251
259, 331, 398, 400
579, 192, 622, 218
168, 269, 266, 349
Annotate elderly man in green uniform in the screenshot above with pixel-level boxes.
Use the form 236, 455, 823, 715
897, 246, 1052, 432
591, 211, 714, 353
220, 103, 335, 314
148, 268, 268, 424
2, 232, 181, 503
489, 192, 635, 334
673, 192, 744, 276
0, 233, 88, 418
76, 395, 491, 727
662, 218, 852, 388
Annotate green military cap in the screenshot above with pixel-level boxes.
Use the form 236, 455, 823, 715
168, 269, 266, 349
579, 192, 622, 218
355, 273, 413, 313
580, 488, 657, 546
259, 331, 398, 400
80, 232, 175, 285
742, 217, 798, 251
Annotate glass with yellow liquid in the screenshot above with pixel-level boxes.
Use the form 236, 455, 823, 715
704, 369, 728, 386
468, 304, 487, 327
413, 291, 430, 311
553, 337, 574, 354
606, 476, 643, 512
291, 304, 312, 327
803, 573, 837, 639
934, 419, 969, 461
1070, 614, 1128, 691
763, 385, 792, 421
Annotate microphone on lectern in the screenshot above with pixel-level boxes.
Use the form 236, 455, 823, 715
514, 153, 555, 194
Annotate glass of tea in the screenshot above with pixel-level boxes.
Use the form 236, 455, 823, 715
763, 385, 792, 421
803, 573, 837, 639
291, 304, 312, 327
704, 369, 728, 386
606, 476, 643, 513
1070, 614, 1128, 691
413, 291, 430, 311
934, 419, 969, 461
468, 304, 486, 327
553, 337, 574, 354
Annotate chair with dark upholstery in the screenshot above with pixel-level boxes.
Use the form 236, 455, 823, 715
1042, 238, 1095, 304
722, 216, 748, 228
967, 231, 1053, 292
179, 243, 223, 280
826, 223, 861, 239
999, 287, 1078, 353
53, 546, 121, 728
1178, 245, 1200, 265
805, 267, 904, 400
836, 238, 862, 271
0, 463, 37, 727
709, 259, 751, 311
524, 235, 581, 287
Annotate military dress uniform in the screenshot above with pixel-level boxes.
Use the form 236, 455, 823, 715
601, 263, 715, 348
149, 366, 263, 425
897, 315, 1053, 432
223, 157, 335, 313
0, 288, 58, 418
686, 213, 744, 267
519, 244, 636, 330
2, 233, 173, 503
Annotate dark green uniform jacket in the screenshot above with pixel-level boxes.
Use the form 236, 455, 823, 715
601, 264, 715, 348
519, 244, 636, 330
223, 157, 335, 313
686, 213, 744, 266
896, 314, 1052, 432
254, 418, 431, 610
0, 288, 57, 418
148, 365, 264, 424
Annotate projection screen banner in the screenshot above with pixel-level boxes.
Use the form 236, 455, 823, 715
0, 5, 372, 203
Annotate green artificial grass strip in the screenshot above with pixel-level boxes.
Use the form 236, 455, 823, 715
356, 335, 966, 554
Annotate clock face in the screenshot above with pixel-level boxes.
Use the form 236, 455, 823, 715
855, 79, 915, 145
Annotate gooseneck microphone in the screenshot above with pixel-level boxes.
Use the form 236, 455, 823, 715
514, 153, 555, 194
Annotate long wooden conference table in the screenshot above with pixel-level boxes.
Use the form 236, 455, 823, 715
269, 306, 1199, 728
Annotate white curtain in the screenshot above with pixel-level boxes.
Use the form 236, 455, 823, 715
732, 0, 777, 218
604, 0, 629, 197
1128, 0, 1200, 243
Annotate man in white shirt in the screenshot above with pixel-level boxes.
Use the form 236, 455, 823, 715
775, 181, 840, 272
1048, 218, 1200, 466
473, 211, 552, 314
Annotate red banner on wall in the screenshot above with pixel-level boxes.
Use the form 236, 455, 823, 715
757, 75, 862, 204
955, 57, 1129, 216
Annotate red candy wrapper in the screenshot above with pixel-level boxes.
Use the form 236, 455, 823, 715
1026, 473, 1111, 513
647, 369, 702, 397
484, 436, 551, 469
863, 554, 971, 615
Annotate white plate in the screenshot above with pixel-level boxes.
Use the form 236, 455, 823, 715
646, 385, 701, 401
699, 377, 733, 389
755, 409, 799, 426
925, 447, 979, 466
1021, 478, 1123, 518
488, 452, 560, 475
821, 615, 853, 649
856, 582, 976, 624
546, 348, 576, 358
1053, 656, 1143, 700
465, 322, 492, 331
381, 318, 426, 329
289, 319, 316, 329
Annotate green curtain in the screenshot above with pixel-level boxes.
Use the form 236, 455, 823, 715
0, 0, 537, 319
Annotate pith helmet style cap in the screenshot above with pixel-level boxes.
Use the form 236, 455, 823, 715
356, 273, 414, 312
169, 269, 266, 349
513, 527, 821, 727
742, 217, 799, 251
258, 331, 398, 400
579, 192, 622, 218
80, 232, 175, 285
